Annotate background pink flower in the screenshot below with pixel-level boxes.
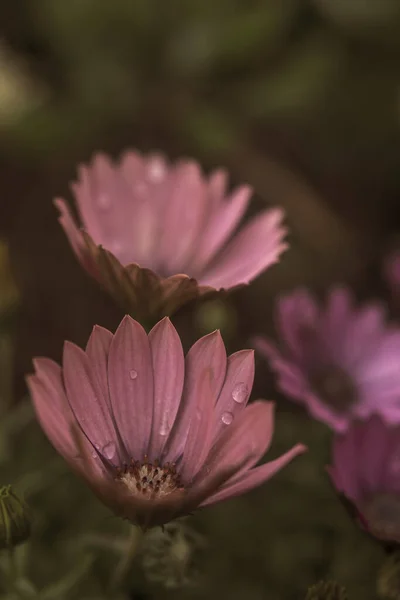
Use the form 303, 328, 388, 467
254, 287, 400, 432
28, 315, 305, 529
329, 416, 400, 546
55, 151, 287, 320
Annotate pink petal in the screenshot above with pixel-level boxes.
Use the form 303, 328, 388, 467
213, 349, 254, 440
191, 185, 251, 275
63, 341, 121, 463
147, 318, 185, 461
85, 325, 113, 411
199, 208, 288, 288
180, 370, 216, 483
107, 316, 154, 459
201, 443, 306, 507
54, 198, 97, 275
276, 289, 319, 360
29, 359, 76, 459
165, 330, 227, 463
201, 401, 275, 486
158, 161, 208, 274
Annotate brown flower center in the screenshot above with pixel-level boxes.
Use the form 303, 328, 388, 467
310, 365, 357, 412
116, 456, 183, 499
362, 493, 400, 542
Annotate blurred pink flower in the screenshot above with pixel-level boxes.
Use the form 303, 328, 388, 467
27, 316, 305, 529
329, 416, 400, 546
254, 287, 400, 432
55, 151, 287, 320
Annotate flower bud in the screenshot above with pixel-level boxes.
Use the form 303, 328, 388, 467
305, 580, 348, 600
0, 485, 31, 549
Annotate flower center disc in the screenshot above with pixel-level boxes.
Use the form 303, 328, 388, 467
363, 493, 400, 542
117, 458, 183, 499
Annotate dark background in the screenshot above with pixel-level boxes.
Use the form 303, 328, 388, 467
0, 1, 398, 598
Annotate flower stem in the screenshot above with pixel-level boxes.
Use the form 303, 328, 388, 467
108, 525, 143, 593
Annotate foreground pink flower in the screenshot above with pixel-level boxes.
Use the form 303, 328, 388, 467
254, 287, 400, 432
329, 417, 400, 547
27, 316, 305, 529
55, 151, 287, 320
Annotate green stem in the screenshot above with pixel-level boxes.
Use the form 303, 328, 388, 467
108, 525, 143, 593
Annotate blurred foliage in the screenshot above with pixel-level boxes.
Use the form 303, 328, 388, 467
0, 0, 400, 598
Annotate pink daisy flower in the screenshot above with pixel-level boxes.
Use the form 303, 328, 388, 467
254, 287, 400, 432
55, 151, 287, 321
329, 416, 400, 546
27, 316, 305, 529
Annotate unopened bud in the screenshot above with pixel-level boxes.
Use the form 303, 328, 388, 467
378, 550, 400, 600
305, 580, 348, 600
0, 485, 31, 549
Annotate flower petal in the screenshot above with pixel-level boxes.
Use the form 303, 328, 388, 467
63, 341, 122, 464
85, 325, 113, 411
199, 208, 288, 288
147, 318, 185, 461
165, 330, 227, 463
201, 443, 306, 507
107, 315, 154, 459
213, 349, 254, 440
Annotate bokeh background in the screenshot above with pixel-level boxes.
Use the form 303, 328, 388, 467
1, 1, 400, 598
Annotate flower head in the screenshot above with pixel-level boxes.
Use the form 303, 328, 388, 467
329, 416, 400, 547
254, 287, 400, 432
27, 316, 304, 529
55, 151, 287, 321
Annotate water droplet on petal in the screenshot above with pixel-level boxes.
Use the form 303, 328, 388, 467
232, 382, 248, 404
102, 442, 116, 460
221, 411, 233, 425
91, 451, 98, 459
129, 369, 138, 380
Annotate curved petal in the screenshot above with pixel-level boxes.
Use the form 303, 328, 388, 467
276, 289, 319, 361
191, 185, 251, 275
63, 341, 122, 464
213, 349, 254, 440
165, 330, 227, 463
147, 318, 185, 461
201, 443, 306, 507
85, 325, 113, 411
199, 208, 288, 288
107, 316, 154, 459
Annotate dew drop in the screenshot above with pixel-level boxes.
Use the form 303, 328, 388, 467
232, 382, 248, 404
221, 411, 233, 425
102, 441, 116, 460
129, 369, 138, 380
91, 451, 98, 459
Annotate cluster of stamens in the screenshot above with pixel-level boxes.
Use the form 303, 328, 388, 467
116, 455, 183, 498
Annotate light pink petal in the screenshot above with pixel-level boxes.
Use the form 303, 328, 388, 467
276, 289, 319, 360
63, 341, 122, 464
201, 443, 306, 507
199, 208, 287, 288
213, 349, 254, 440
208, 169, 228, 209
191, 185, 251, 275
158, 161, 208, 274
165, 330, 227, 463
339, 305, 385, 366
147, 318, 185, 461
107, 316, 154, 459
320, 287, 353, 349
180, 370, 216, 483
85, 325, 113, 411
29, 359, 76, 459
202, 401, 275, 484
54, 198, 97, 275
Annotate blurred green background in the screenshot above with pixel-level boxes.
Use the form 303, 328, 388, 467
0, 1, 399, 598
